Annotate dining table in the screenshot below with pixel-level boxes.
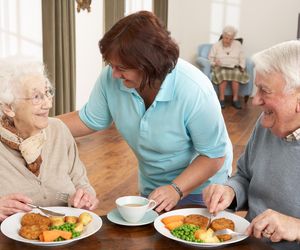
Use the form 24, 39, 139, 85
0, 205, 276, 250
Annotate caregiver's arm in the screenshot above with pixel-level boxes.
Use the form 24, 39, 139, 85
58, 111, 95, 137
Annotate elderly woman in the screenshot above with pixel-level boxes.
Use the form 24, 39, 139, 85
209, 25, 249, 109
203, 40, 300, 250
0, 57, 99, 221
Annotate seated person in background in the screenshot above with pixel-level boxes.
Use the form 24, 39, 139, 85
209, 25, 249, 109
0, 57, 99, 222
203, 40, 300, 250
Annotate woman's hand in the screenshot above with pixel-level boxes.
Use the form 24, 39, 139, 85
246, 209, 300, 242
0, 193, 32, 222
148, 185, 180, 212
214, 59, 221, 66
69, 188, 99, 211
202, 184, 235, 214
239, 65, 245, 72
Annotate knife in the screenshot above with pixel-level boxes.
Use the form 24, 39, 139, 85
27, 203, 65, 217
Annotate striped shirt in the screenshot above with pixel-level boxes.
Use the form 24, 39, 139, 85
285, 127, 300, 142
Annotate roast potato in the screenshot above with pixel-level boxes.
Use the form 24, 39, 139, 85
74, 222, 84, 233
194, 228, 220, 243
78, 212, 92, 226
65, 216, 78, 224
49, 216, 65, 227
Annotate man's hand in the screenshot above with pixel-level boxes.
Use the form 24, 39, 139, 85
203, 184, 235, 214
246, 209, 300, 242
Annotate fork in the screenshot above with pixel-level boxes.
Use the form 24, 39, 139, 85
206, 213, 213, 230
213, 228, 246, 237
27, 203, 65, 217
55, 192, 69, 203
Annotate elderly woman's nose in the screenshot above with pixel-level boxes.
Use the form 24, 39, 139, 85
42, 96, 53, 108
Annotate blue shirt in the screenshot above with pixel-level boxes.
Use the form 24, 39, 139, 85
80, 58, 233, 195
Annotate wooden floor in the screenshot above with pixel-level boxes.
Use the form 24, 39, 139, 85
76, 98, 261, 216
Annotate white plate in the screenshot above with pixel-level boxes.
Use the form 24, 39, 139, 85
107, 208, 158, 226
0, 206, 102, 247
154, 208, 249, 248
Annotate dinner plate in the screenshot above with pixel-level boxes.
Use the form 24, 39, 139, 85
107, 208, 158, 226
154, 208, 249, 248
0, 206, 102, 247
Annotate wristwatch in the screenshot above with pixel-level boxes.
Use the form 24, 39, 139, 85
171, 182, 183, 199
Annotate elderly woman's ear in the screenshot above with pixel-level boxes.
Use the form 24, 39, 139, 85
2, 104, 15, 118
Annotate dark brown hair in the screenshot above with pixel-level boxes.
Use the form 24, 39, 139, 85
99, 11, 179, 89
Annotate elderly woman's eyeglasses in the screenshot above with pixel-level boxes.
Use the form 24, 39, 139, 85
18, 87, 55, 105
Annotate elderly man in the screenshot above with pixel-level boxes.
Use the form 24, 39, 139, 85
203, 40, 300, 250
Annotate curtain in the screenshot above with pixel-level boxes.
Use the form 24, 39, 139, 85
104, 0, 125, 32
42, 0, 76, 116
153, 0, 168, 27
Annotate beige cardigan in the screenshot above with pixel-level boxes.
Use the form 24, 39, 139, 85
208, 40, 246, 69
0, 118, 95, 207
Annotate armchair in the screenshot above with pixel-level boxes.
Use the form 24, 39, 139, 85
196, 43, 254, 103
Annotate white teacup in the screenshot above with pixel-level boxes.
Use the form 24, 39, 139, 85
116, 196, 157, 223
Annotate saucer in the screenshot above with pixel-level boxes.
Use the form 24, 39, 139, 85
107, 208, 158, 226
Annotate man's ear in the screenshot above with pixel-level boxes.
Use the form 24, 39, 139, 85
1, 104, 15, 118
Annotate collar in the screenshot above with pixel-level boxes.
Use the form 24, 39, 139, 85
155, 72, 176, 102
285, 127, 300, 142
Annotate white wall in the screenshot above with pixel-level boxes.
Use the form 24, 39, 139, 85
75, 0, 103, 109
75, 0, 152, 110
168, 0, 300, 63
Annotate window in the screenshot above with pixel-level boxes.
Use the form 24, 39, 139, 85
210, 0, 241, 42
125, 0, 152, 16
0, 0, 42, 59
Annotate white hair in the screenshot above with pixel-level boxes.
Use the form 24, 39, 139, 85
0, 56, 50, 117
252, 40, 300, 93
222, 25, 237, 38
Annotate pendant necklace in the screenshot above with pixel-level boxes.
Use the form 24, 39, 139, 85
224, 46, 231, 55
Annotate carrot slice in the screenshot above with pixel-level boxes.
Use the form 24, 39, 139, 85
58, 230, 72, 240
42, 230, 61, 242
161, 215, 185, 225
165, 220, 184, 230
42, 230, 72, 242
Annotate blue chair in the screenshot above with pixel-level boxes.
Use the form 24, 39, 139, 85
196, 43, 254, 102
